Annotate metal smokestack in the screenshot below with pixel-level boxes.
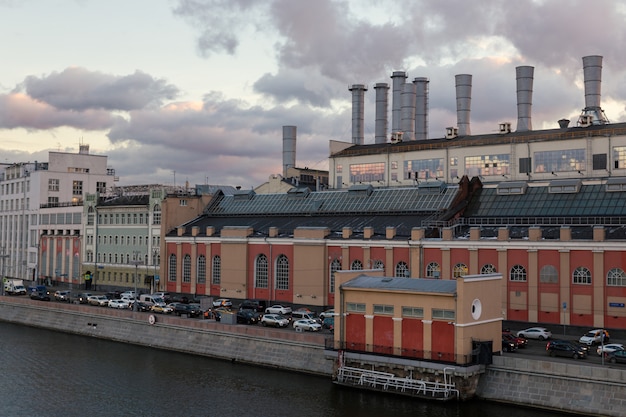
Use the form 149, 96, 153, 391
349, 84, 367, 145
374, 83, 389, 144
282, 125, 296, 178
391, 71, 407, 134
455, 74, 472, 136
581, 55, 608, 124
515, 66, 534, 132
414, 77, 429, 140
401, 82, 416, 141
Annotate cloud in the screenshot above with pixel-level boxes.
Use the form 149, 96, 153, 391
0, 92, 117, 130
21, 67, 179, 111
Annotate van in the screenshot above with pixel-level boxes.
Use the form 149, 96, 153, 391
139, 294, 166, 307
291, 309, 321, 323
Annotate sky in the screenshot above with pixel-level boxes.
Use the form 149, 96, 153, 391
2, 0, 626, 189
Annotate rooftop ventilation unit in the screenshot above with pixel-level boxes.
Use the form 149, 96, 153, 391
347, 184, 374, 196
233, 189, 256, 200
499, 122, 512, 133
390, 131, 404, 143
606, 177, 626, 192
417, 180, 445, 194
287, 187, 310, 198
579, 114, 593, 127
496, 181, 528, 195
445, 127, 458, 139
548, 179, 581, 194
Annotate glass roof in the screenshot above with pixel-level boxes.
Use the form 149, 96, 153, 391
206, 186, 459, 217
465, 184, 626, 218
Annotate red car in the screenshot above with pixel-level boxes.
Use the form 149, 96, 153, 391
503, 332, 528, 348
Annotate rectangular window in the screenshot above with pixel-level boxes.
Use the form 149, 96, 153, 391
72, 180, 83, 195
48, 179, 59, 191
464, 154, 510, 177
47, 197, 59, 206
350, 162, 385, 183
96, 182, 106, 193
179, 199, 187, 206
404, 158, 444, 180
519, 157, 532, 174
432, 309, 455, 320
373, 304, 394, 315
336, 164, 342, 173
346, 302, 366, 313
402, 306, 424, 318
534, 149, 585, 173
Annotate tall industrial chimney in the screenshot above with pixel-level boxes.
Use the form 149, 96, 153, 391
391, 71, 407, 135
515, 66, 534, 132
374, 83, 389, 144
349, 84, 367, 145
401, 82, 416, 141
413, 77, 429, 140
282, 126, 296, 178
581, 55, 608, 124
455, 74, 472, 136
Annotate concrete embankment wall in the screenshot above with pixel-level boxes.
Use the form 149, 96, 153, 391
0, 298, 333, 376
3, 298, 626, 416
476, 355, 626, 417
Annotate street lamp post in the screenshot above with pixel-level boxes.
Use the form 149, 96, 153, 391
130, 250, 143, 311
1, 247, 9, 296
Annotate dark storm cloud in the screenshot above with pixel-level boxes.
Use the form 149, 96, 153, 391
21, 67, 179, 111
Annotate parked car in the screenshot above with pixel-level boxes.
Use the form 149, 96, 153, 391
502, 337, 517, 352
517, 327, 552, 340
236, 310, 261, 324
88, 295, 109, 307
579, 329, 610, 346
120, 291, 137, 300
134, 301, 152, 312
153, 292, 172, 303
605, 349, 626, 364
108, 298, 131, 309
78, 293, 93, 304
239, 299, 267, 313
322, 316, 334, 333
292, 308, 321, 323
503, 332, 528, 348
596, 343, 624, 356
260, 314, 290, 328
546, 340, 587, 359
319, 309, 335, 320
54, 290, 71, 302
151, 304, 173, 314
265, 304, 292, 315
30, 291, 51, 301
169, 302, 202, 318
293, 319, 322, 332
212, 298, 232, 308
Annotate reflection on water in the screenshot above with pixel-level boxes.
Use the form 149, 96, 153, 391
0, 322, 567, 417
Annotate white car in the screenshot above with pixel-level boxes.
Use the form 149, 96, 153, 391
87, 295, 110, 307
108, 299, 131, 309
265, 304, 292, 315
120, 291, 137, 300
260, 314, 290, 328
596, 343, 624, 356
212, 298, 232, 308
319, 309, 335, 320
579, 329, 610, 346
293, 319, 322, 332
516, 327, 552, 340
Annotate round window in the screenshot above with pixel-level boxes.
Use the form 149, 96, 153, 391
471, 298, 482, 320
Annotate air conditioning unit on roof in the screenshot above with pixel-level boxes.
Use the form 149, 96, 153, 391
499, 122, 511, 133
390, 131, 403, 143
445, 127, 458, 139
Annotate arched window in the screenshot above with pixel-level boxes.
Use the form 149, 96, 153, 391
426, 262, 441, 279
183, 255, 191, 283
510, 264, 527, 282
539, 265, 558, 283
395, 261, 409, 277
212, 255, 221, 285
453, 263, 468, 278
153, 204, 161, 225
572, 266, 591, 284
607, 268, 626, 286
481, 264, 496, 274
351, 260, 363, 270
197, 255, 206, 284
329, 258, 341, 294
168, 254, 177, 282
276, 254, 289, 290
255, 254, 268, 288
372, 260, 384, 270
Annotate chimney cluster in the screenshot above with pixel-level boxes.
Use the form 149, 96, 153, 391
347, 55, 607, 145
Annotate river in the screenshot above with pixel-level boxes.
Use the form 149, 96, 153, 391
0, 321, 569, 417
